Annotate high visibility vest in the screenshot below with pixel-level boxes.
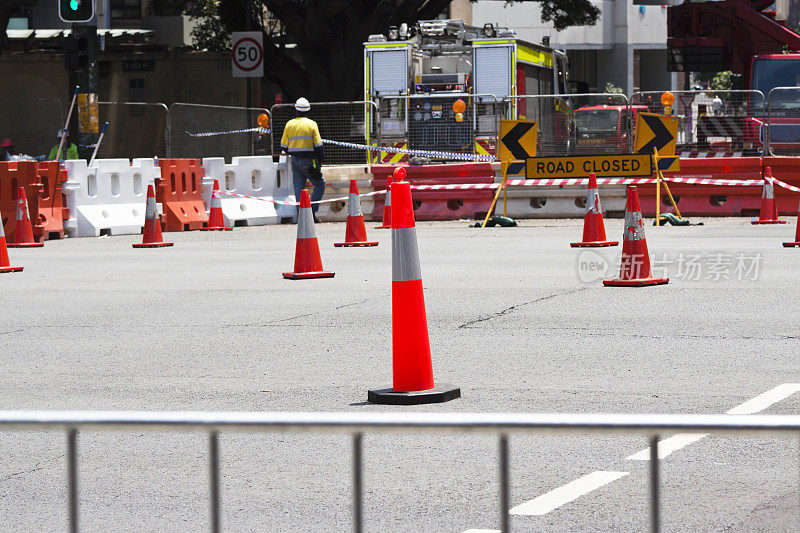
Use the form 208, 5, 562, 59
280, 117, 322, 157
48, 143, 79, 161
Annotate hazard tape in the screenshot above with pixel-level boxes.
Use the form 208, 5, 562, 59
185, 127, 270, 137
219, 175, 800, 206
322, 139, 496, 162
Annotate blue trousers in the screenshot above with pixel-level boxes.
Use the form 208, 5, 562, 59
292, 157, 325, 216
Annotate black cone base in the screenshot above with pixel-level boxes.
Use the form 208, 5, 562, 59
367, 383, 461, 405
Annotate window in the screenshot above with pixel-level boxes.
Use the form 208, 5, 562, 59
110, 0, 141, 20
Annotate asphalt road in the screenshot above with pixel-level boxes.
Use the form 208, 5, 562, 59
0, 217, 798, 532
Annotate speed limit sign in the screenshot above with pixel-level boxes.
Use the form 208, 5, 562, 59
231, 32, 263, 77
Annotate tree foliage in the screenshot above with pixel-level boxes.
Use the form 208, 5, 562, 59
149, 0, 601, 101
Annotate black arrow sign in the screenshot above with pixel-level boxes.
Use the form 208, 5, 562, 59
502, 122, 535, 160
636, 115, 674, 154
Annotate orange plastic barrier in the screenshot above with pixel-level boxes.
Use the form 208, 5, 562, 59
0, 161, 42, 243
35, 161, 69, 240
640, 157, 764, 217
155, 159, 208, 232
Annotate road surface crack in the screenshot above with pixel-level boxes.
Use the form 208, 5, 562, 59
0, 454, 65, 483
459, 288, 587, 329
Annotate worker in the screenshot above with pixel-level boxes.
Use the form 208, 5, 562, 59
1, 138, 15, 161
280, 97, 325, 222
48, 130, 79, 161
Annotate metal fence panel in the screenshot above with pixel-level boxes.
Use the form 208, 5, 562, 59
169, 103, 271, 160
376, 94, 501, 160
270, 102, 375, 165
97, 102, 168, 159
766, 87, 800, 156
630, 90, 764, 156
0, 98, 64, 158
505, 93, 629, 157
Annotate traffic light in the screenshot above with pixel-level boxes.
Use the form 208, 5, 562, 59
59, 0, 94, 23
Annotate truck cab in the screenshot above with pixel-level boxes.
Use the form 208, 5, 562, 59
574, 104, 648, 155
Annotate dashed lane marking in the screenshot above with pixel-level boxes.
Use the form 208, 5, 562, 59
627, 383, 800, 461
508, 471, 629, 516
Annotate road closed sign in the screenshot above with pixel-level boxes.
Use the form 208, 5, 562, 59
232, 32, 264, 78
527, 154, 652, 179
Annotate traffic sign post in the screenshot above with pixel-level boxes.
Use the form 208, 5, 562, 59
232, 32, 264, 78
479, 119, 538, 227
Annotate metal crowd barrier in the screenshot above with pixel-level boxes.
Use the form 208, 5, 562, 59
1, 410, 798, 533
269, 101, 378, 165
168, 103, 271, 160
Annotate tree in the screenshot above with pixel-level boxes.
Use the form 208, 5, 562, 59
149, 0, 601, 102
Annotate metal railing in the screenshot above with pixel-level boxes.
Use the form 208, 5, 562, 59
631, 90, 766, 156
375, 93, 501, 161
766, 87, 800, 156
2, 410, 799, 533
0, 98, 65, 157
269, 101, 378, 165
168, 103, 271, 160
97, 102, 168, 159
505, 93, 630, 157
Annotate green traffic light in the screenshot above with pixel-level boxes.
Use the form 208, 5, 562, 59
70, 0, 79, 10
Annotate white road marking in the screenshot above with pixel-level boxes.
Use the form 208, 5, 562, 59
509, 471, 629, 516
627, 383, 800, 461
626, 433, 708, 460
725, 383, 800, 415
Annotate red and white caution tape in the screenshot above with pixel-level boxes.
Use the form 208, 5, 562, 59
220, 175, 800, 206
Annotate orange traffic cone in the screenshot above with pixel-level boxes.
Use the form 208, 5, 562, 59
0, 220, 23, 273
368, 173, 460, 405
334, 180, 378, 247
603, 186, 669, 287
133, 184, 174, 248
200, 179, 232, 231
570, 173, 618, 248
283, 189, 334, 280
783, 197, 800, 247
375, 167, 405, 229
7, 187, 44, 248
751, 168, 786, 224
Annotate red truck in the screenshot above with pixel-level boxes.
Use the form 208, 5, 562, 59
668, 0, 800, 155
573, 104, 649, 155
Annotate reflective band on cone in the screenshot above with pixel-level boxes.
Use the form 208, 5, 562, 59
603, 186, 668, 287
0, 219, 23, 273
283, 189, 334, 280
752, 167, 786, 225
570, 173, 618, 248
335, 180, 378, 247
374, 176, 393, 229
200, 179, 233, 231
133, 184, 174, 248
783, 196, 800, 247
368, 173, 460, 405
7, 187, 44, 248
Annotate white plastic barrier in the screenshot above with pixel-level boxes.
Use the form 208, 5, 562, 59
62, 158, 160, 237
201, 155, 294, 226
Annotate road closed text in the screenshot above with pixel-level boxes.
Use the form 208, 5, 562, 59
527, 154, 652, 179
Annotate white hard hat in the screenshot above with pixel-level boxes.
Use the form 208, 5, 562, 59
294, 97, 311, 112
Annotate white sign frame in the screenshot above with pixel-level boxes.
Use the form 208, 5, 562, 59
232, 32, 264, 78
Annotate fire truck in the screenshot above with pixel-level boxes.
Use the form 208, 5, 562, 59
667, 0, 800, 154
363, 19, 570, 160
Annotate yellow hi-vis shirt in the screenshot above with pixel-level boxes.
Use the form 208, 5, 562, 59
280, 116, 322, 157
